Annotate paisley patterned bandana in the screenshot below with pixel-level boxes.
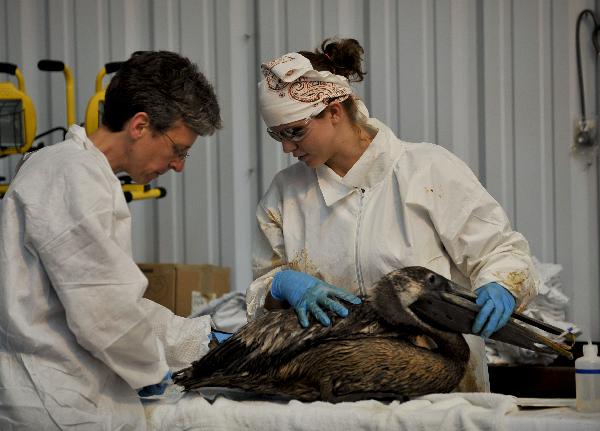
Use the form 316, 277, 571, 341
258, 52, 353, 128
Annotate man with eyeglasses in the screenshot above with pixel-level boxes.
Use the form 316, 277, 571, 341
0, 51, 222, 429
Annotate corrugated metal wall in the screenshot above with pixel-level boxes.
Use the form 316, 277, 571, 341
1, 0, 598, 340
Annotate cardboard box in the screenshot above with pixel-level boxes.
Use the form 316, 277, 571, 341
138, 263, 230, 317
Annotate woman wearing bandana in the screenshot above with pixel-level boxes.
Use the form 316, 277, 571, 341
246, 38, 539, 392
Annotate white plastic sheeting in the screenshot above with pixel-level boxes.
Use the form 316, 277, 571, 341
0, 0, 598, 340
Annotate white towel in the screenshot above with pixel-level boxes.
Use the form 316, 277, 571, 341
189, 291, 248, 333
144, 392, 518, 431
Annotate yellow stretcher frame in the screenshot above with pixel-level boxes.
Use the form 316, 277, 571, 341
123, 186, 167, 202
37, 60, 76, 127
1, 61, 168, 203
0, 183, 8, 199
85, 62, 122, 135
120, 176, 167, 203
0, 63, 37, 155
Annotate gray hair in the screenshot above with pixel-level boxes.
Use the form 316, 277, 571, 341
103, 50, 222, 136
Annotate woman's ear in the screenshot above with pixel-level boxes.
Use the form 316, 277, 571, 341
327, 101, 344, 123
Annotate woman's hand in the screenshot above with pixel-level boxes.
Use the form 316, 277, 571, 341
271, 270, 362, 328
472, 282, 516, 338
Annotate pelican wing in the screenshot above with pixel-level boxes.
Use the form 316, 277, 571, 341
174, 302, 389, 386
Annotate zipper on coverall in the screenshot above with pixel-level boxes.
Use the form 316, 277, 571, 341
354, 188, 367, 296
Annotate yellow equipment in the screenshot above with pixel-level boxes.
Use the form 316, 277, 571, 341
1, 60, 168, 203
0, 177, 8, 199
119, 176, 167, 203
85, 62, 122, 135
37, 60, 76, 127
0, 62, 37, 156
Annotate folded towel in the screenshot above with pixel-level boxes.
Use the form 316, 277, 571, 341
145, 392, 518, 431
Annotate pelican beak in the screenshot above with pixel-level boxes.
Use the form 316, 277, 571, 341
409, 282, 575, 360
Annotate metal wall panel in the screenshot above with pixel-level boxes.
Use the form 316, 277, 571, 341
482, 0, 516, 221
512, 0, 554, 259
179, 0, 221, 266
214, 0, 258, 298
551, 0, 600, 341
0, 0, 598, 339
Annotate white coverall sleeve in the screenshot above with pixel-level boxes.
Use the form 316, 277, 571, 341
246, 197, 287, 320
423, 149, 539, 309
140, 299, 211, 371
24, 162, 169, 390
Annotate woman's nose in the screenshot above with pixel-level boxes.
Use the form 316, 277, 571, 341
281, 139, 297, 153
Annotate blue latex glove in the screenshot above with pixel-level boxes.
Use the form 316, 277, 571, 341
271, 270, 362, 328
137, 371, 172, 398
209, 330, 233, 344
472, 282, 516, 338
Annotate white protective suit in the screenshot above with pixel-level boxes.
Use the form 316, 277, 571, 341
0, 125, 211, 430
247, 118, 539, 392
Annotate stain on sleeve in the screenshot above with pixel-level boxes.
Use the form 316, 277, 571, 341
492, 270, 537, 310
266, 208, 283, 228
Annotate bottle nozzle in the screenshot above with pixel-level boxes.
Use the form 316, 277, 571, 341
583, 342, 598, 357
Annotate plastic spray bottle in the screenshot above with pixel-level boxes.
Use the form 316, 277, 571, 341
575, 339, 600, 412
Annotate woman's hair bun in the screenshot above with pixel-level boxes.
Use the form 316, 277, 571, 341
300, 37, 366, 82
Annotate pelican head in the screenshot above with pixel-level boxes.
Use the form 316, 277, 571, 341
369, 266, 465, 330
371, 267, 575, 360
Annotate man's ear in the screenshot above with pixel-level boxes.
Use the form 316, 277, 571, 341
127, 112, 151, 139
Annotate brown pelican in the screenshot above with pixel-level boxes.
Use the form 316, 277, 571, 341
173, 267, 573, 402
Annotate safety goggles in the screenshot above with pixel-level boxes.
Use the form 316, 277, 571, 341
266, 117, 313, 143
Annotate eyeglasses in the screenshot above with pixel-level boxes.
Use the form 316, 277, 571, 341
266, 117, 313, 142
163, 132, 191, 161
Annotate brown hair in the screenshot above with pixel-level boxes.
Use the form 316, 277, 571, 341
299, 38, 366, 82
301, 38, 372, 135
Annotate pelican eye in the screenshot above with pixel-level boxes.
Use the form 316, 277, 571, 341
427, 273, 437, 285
